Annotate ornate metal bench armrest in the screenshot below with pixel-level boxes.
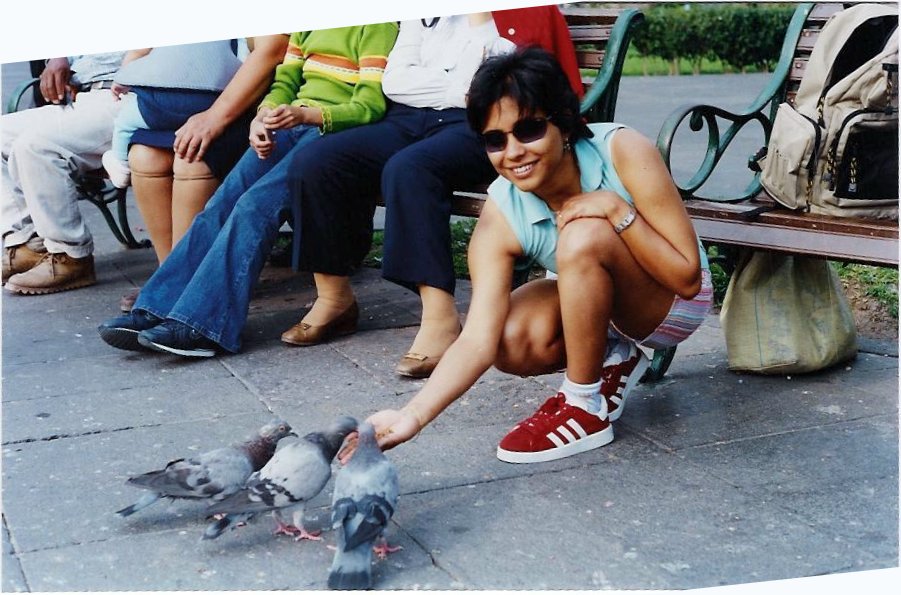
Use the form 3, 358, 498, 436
654, 3, 815, 202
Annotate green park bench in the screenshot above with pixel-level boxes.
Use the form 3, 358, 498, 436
655, 2, 899, 269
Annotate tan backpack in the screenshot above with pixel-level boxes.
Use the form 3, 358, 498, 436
757, 4, 899, 219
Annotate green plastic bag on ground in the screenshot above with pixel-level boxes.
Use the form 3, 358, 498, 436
720, 250, 858, 374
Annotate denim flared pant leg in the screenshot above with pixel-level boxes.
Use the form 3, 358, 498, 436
134, 125, 322, 352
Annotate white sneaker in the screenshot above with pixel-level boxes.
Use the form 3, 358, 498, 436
102, 150, 131, 188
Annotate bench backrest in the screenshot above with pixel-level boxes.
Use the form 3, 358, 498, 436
785, 3, 845, 106
561, 5, 643, 123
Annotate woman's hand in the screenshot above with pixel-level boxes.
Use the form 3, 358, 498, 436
555, 190, 630, 230
261, 105, 309, 130
337, 408, 421, 464
248, 114, 274, 159
110, 83, 129, 101
174, 111, 227, 163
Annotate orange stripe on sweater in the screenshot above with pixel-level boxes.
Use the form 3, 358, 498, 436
360, 56, 388, 69
307, 53, 357, 71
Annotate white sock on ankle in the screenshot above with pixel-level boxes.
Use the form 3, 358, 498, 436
604, 327, 636, 366
559, 375, 606, 417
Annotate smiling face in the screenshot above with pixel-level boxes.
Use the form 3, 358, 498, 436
482, 96, 576, 202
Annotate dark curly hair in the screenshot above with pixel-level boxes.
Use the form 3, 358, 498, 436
466, 46, 592, 143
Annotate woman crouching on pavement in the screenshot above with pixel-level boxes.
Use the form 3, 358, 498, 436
355, 47, 712, 464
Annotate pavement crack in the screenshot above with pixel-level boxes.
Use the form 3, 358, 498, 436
2, 424, 148, 446
3, 514, 33, 591
390, 519, 463, 584
681, 413, 894, 450
216, 358, 279, 416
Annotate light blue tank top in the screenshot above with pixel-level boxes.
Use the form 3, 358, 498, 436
487, 122, 709, 273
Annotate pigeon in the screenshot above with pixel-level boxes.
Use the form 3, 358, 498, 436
203, 415, 358, 541
327, 421, 400, 590
116, 418, 295, 517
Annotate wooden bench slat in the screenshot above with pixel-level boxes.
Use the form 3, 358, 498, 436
577, 50, 606, 69
796, 30, 820, 51
790, 57, 809, 82
690, 216, 898, 266
560, 8, 622, 25
567, 24, 614, 42
809, 3, 844, 19
685, 198, 899, 267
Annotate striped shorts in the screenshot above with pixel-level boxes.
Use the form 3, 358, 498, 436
616, 269, 714, 350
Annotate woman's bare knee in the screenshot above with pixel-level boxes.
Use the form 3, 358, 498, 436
495, 318, 563, 375
556, 218, 617, 266
128, 145, 174, 177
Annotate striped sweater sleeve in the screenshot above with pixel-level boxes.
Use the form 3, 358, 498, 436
258, 32, 308, 110
318, 22, 398, 133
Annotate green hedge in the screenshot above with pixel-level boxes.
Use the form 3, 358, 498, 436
632, 3, 796, 73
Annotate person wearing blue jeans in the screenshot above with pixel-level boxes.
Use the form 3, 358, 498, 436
113, 126, 320, 355
96, 24, 399, 357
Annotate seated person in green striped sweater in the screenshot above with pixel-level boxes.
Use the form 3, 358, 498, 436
98, 23, 400, 358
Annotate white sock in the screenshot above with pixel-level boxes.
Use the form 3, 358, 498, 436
604, 327, 635, 366
559, 375, 606, 417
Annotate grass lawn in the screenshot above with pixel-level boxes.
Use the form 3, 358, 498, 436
612, 46, 768, 77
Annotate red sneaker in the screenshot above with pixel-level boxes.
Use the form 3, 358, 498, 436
602, 342, 650, 422
496, 394, 613, 464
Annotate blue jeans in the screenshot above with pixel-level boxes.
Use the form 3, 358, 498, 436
133, 124, 322, 353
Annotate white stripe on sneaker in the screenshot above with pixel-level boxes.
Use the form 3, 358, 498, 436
566, 418, 588, 438
546, 432, 566, 448
557, 426, 577, 443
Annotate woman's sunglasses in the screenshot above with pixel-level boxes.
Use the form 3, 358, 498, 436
480, 117, 551, 153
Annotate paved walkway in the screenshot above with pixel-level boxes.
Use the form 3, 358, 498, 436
1, 63, 898, 592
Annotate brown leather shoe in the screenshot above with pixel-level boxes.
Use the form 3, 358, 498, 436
281, 301, 359, 346
2, 244, 46, 284
395, 352, 441, 379
5, 253, 96, 295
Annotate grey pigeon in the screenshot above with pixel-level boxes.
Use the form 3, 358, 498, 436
116, 418, 295, 517
203, 415, 358, 541
327, 421, 400, 590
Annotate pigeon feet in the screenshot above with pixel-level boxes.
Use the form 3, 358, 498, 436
293, 528, 323, 542
373, 542, 403, 559
273, 521, 322, 541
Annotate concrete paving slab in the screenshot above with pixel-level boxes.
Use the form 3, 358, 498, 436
2, 353, 233, 402
15, 516, 448, 592
681, 415, 898, 498
619, 351, 898, 450
681, 416, 898, 561
2, 414, 282, 553
2, 520, 28, 592
1, 375, 267, 443
220, 333, 395, 412
397, 451, 880, 590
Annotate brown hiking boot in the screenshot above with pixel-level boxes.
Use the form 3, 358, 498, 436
2, 244, 46, 284
5, 253, 96, 295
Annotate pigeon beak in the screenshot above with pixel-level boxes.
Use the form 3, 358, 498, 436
288, 431, 299, 438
